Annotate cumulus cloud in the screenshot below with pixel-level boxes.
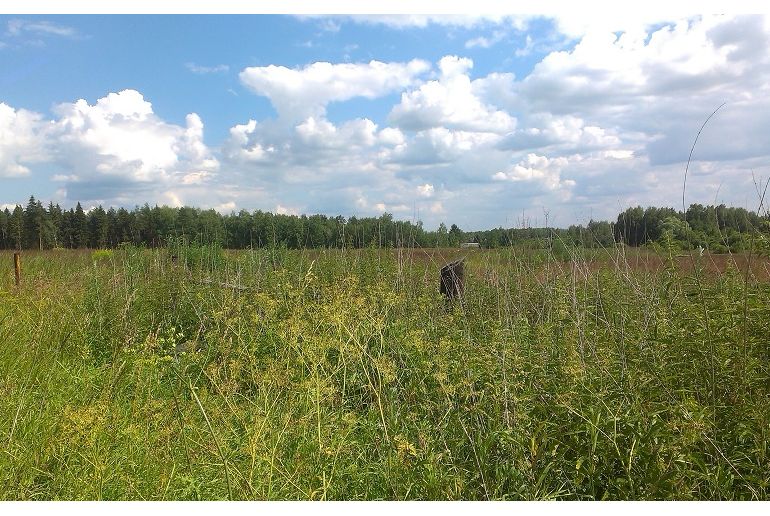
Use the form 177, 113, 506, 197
417, 183, 434, 198
389, 56, 516, 134
493, 153, 576, 193
425, 14, 770, 223
0, 90, 218, 205
506, 15, 766, 120
215, 201, 237, 213
378, 127, 406, 147
5, 14, 758, 229
275, 204, 300, 216
225, 54, 519, 217
239, 59, 430, 122
223, 114, 396, 173
497, 114, 620, 153
49, 90, 218, 195
387, 127, 500, 166
0, 103, 47, 177
223, 119, 277, 163
223, 48, 666, 226
295, 116, 378, 149
291, 10, 770, 219
499, 15, 770, 187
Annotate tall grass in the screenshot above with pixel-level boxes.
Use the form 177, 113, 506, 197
0, 243, 768, 499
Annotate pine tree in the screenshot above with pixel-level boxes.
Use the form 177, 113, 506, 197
115, 207, 135, 244
9, 205, 24, 250
59, 209, 74, 248
106, 207, 118, 247
48, 202, 63, 248
23, 196, 39, 249
0, 208, 9, 249
73, 202, 88, 248
88, 206, 109, 248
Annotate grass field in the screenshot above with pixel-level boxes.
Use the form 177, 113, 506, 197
1, 244, 769, 500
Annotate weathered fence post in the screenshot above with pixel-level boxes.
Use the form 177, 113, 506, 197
13, 252, 21, 287
440, 258, 464, 301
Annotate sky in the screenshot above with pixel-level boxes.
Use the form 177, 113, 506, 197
2, 9, 770, 229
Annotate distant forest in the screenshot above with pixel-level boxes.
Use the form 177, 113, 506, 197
0, 196, 768, 252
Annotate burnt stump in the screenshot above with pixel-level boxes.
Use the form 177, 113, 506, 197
440, 258, 465, 301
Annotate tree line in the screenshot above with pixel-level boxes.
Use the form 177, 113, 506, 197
609, 204, 767, 252
0, 196, 767, 252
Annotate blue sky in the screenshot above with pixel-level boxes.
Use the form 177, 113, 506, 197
2, 12, 770, 229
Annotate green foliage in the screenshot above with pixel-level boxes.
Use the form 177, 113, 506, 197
168, 237, 225, 272
91, 249, 114, 261
3, 196, 768, 252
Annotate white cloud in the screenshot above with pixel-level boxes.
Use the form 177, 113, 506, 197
226, 55, 519, 221
484, 14, 770, 184
228, 55, 519, 199
387, 127, 500, 166
0, 103, 47, 177
546, 12, 684, 40
185, 62, 229, 74
223, 119, 277, 163
50, 90, 217, 184
6, 19, 79, 39
515, 35, 535, 57
509, 15, 763, 119
389, 56, 516, 134
417, 183, 434, 198
317, 18, 341, 33
164, 191, 183, 208
378, 127, 405, 146
223, 114, 388, 173
239, 59, 430, 121
39, 90, 219, 203
215, 201, 236, 213
302, 14, 522, 30
52, 174, 79, 182
10, 14, 756, 229
493, 153, 576, 193
275, 204, 300, 215
465, 30, 507, 49
497, 114, 620, 153
429, 201, 445, 214
366, 200, 409, 214
295, 116, 378, 149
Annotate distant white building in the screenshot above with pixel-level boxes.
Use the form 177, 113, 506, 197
460, 242, 480, 249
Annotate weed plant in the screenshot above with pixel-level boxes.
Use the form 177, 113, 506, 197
0, 243, 769, 499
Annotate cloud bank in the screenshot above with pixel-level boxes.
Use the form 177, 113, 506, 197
3, 14, 770, 229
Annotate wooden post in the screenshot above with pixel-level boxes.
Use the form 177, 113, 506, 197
13, 252, 21, 287
440, 258, 464, 301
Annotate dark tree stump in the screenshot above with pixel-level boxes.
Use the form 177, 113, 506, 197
440, 258, 464, 301
13, 252, 20, 287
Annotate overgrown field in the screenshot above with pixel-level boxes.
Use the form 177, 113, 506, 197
1, 244, 769, 500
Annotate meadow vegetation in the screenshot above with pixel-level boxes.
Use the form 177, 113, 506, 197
1, 242, 769, 499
